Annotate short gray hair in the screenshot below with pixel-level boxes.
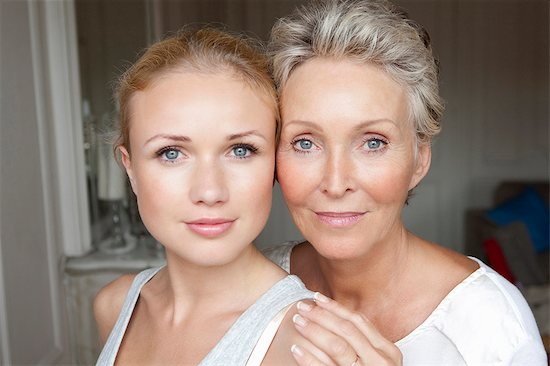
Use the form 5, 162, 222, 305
269, 0, 443, 144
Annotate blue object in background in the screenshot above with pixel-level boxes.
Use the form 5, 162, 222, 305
487, 187, 550, 253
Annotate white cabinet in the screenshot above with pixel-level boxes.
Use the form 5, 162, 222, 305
64, 244, 165, 365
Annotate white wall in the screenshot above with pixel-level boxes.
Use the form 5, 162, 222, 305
398, 0, 549, 251
74, 0, 549, 253
0, 1, 85, 363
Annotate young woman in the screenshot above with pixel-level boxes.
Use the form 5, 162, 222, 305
93, 28, 315, 365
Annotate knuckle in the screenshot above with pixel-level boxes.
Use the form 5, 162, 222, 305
340, 320, 357, 337
391, 347, 404, 364
329, 338, 351, 356
310, 305, 325, 318
380, 347, 403, 365
350, 312, 364, 324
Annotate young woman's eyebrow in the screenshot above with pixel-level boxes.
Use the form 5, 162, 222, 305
228, 130, 267, 142
144, 134, 191, 146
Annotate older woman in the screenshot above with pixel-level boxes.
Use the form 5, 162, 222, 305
265, 0, 547, 365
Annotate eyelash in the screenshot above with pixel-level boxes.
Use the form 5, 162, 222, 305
229, 143, 259, 159
361, 136, 389, 153
156, 146, 184, 163
290, 138, 316, 154
290, 136, 388, 154
155, 143, 260, 163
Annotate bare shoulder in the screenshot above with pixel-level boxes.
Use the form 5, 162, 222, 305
263, 300, 328, 366
93, 273, 136, 345
416, 237, 479, 288
262, 302, 303, 366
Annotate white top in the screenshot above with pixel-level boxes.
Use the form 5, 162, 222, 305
263, 242, 548, 365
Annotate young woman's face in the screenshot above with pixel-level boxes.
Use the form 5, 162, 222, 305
121, 71, 276, 266
277, 58, 430, 260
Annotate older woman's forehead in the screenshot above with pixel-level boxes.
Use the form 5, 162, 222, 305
281, 59, 408, 123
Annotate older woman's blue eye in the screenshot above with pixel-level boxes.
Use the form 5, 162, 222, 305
366, 139, 384, 150
296, 139, 313, 150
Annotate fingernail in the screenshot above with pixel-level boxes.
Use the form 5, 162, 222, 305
293, 313, 308, 327
314, 292, 330, 303
297, 301, 312, 312
291, 344, 304, 357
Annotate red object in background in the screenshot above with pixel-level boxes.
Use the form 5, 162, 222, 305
483, 238, 516, 284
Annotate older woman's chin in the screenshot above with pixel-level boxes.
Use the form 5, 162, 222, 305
304, 237, 374, 261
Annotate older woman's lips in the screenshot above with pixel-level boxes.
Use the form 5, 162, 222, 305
315, 212, 365, 227
186, 218, 235, 238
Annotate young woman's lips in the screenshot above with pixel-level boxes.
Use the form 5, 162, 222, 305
315, 212, 365, 228
186, 218, 235, 238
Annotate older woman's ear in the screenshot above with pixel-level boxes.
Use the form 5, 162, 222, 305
119, 146, 138, 195
408, 143, 432, 190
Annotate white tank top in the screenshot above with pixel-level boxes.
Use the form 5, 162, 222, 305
96, 266, 314, 365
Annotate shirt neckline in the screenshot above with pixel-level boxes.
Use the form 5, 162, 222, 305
284, 242, 486, 346
396, 257, 485, 345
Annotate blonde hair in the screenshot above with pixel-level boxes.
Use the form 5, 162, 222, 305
269, 0, 443, 144
115, 27, 279, 153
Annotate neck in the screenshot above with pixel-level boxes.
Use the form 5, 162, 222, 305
312, 227, 415, 313
158, 244, 283, 322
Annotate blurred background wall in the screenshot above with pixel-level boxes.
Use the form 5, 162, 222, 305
0, 0, 547, 364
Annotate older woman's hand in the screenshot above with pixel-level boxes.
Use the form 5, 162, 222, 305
290, 293, 402, 366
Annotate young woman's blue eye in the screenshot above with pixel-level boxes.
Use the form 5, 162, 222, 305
157, 147, 183, 162
230, 144, 257, 159
233, 146, 248, 157
163, 149, 180, 160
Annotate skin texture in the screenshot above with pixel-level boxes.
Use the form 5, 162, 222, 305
123, 71, 275, 268
278, 58, 424, 262
94, 70, 306, 365
277, 58, 479, 366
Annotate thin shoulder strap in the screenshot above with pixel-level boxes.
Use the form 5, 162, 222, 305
96, 266, 163, 366
244, 303, 294, 366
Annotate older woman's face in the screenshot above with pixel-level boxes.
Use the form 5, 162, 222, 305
277, 58, 430, 259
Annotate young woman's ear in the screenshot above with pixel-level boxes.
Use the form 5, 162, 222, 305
409, 143, 431, 190
119, 146, 137, 195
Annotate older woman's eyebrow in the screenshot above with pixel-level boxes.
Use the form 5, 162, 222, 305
228, 130, 268, 141
352, 119, 398, 133
144, 134, 191, 146
282, 120, 324, 133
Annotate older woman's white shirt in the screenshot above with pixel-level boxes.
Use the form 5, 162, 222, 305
263, 243, 548, 365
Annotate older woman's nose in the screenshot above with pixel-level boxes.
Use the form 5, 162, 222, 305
320, 150, 356, 198
189, 160, 229, 206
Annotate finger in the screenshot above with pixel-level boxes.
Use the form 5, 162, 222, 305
293, 311, 360, 366
300, 297, 401, 364
291, 343, 330, 366
313, 293, 393, 351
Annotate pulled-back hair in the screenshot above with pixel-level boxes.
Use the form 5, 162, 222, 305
115, 27, 278, 152
269, 0, 443, 144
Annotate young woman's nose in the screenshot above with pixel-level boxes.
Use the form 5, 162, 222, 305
188, 160, 229, 206
319, 149, 356, 198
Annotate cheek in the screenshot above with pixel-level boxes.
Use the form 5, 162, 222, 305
276, 154, 317, 207
359, 159, 414, 204
133, 168, 181, 222
232, 158, 275, 208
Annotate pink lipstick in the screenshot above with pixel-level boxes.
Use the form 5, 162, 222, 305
315, 212, 365, 228
186, 218, 235, 238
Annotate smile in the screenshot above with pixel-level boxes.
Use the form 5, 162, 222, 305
315, 212, 365, 228
185, 218, 235, 238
